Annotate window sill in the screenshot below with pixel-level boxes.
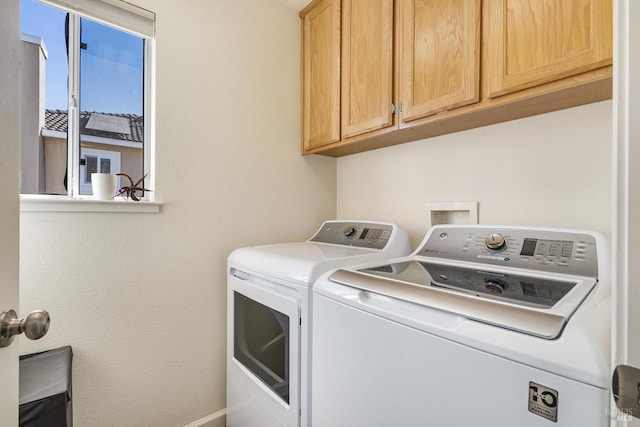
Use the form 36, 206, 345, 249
20, 195, 162, 213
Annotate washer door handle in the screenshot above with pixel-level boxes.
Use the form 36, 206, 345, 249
0, 309, 50, 348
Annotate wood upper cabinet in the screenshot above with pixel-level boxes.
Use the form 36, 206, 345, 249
341, 0, 394, 139
301, 0, 395, 151
398, 0, 481, 124
301, 0, 341, 151
485, 0, 613, 98
300, 0, 612, 156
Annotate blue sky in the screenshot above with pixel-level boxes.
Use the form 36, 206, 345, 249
20, 0, 144, 115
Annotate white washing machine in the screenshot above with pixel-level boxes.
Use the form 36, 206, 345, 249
312, 225, 610, 427
226, 220, 411, 427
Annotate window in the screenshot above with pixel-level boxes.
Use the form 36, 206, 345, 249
19, 0, 154, 200
80, 147, 121, 194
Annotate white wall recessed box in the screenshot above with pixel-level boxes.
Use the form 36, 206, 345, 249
426, 202, 478, 228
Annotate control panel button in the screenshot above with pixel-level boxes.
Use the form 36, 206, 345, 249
344, 226, 356, 237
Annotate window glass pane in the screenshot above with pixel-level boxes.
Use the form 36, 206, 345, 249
86, 156, 97, 182
20, 0, 69, 195
100, 158, 111, 173
78, 16, 144, 195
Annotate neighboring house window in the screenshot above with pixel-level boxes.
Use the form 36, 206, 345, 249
80, 147, 121, 194
19, 0, 154, 199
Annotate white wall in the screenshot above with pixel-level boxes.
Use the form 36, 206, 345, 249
18, 1, 336, 426
337, 101, 612, 249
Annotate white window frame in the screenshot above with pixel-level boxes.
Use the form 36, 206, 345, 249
20, 0, 157, 210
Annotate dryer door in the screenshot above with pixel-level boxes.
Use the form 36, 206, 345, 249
227, 272, 300, 427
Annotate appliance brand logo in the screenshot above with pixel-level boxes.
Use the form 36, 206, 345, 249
528, 382, 558, 422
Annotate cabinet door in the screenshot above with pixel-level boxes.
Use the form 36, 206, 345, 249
398, 0, 481, 124
341, 0, 394, 139
302, 0, 341, 151
486, 0, 612, 98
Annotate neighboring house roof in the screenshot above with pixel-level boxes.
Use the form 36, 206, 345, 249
44, 109, 144, 143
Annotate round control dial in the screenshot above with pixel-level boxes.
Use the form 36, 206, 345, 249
484, 278, 508, 294
343, 226, 356, 237
485, 233, 507, 252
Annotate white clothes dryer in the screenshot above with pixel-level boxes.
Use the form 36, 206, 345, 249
312, 225, 610, 427
226, 220, 411, 427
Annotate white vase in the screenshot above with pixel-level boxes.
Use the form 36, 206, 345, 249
91, 173, 117, 200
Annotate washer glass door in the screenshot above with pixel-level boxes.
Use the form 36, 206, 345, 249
228, 273, 301, 427
234, 291, 290, 403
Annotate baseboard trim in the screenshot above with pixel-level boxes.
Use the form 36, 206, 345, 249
184, 408, 226, 427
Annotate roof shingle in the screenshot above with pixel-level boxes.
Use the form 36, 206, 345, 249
44, 109, 144, 143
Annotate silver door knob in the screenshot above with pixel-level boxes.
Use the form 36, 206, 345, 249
0, 309, 50, 348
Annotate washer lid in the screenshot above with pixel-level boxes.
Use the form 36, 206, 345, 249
366, 260, 579, 309
329, 260, 598, 339
229, 241, 388, 286
227, 220, 411, 286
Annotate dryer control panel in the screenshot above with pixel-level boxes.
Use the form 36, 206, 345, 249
417, 226, 599, 278
309, 221, 395, 250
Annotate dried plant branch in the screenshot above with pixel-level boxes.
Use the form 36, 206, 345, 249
116, 173, 151, 201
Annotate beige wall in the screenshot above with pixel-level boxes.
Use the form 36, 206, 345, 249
19, 1, 336, 426
337, 101, 612, 249
42, 136, 65, 194
19, 38, 46, 194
